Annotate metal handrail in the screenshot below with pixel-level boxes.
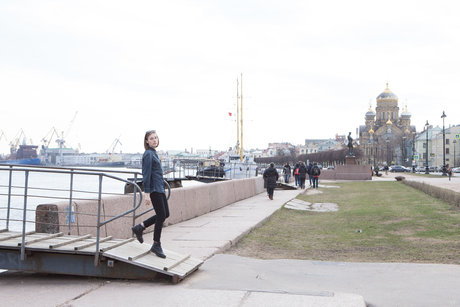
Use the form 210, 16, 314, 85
0, 163, 171, 199
0, 164, 144, 265
0, 163, 143, 176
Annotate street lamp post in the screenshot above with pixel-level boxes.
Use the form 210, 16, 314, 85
369, 129, 375, 169
425, 120, 430, 174
374, 137, 378, 170
412, 132, 416, 172
402, 135, 406, 166
454, 139, 457, 167
441, 111, 447, 176
386, 137, 390, 167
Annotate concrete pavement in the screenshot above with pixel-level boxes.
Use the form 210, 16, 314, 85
0, 188, 366, 307
373, 171, 460, 193
2, 175, 460, 306
191, 254, 460, 307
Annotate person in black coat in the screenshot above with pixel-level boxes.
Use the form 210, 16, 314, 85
293, 162, 300, 187
307, 162, 313, 186
311, 162, 321, 189
298, 162, 307, 189
283, 162, 291, 183
263, 162, 279, 200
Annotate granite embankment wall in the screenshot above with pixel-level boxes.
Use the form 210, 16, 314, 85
36, 177, 265, 239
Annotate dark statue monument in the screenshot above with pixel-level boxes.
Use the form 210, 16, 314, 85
347, 132, 354, 156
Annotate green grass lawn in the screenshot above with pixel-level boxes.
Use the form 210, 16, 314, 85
227, 181, 460, 264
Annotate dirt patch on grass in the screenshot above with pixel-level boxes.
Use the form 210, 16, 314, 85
404, 237, 447, 244
380, 217, 413, 225
389, 226, 425, 236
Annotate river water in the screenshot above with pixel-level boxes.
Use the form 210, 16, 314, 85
0, 166, 201, 232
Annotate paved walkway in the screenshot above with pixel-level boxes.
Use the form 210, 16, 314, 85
2, 175, 460, 306
1, 188, 365, 307
372, 171, 460, 192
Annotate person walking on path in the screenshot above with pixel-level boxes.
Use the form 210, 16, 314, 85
311, 162, 321, 189
283, 162, 291, 183
263, 162, 279, 200
446, 164, 453, 181
307, 162, 313, 187
374, 165, 380, 177
293, 162, 300, 187
131, 130, 170, 258
298, 162, 307, 189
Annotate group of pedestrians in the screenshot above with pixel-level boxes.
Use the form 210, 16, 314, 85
264, 161, 322, 199
291, 161, 321, 189
292, 162, 308, 189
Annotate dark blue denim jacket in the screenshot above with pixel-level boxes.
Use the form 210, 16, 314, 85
142, 147, 165, 193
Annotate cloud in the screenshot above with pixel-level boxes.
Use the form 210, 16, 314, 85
1, 0, 460, 154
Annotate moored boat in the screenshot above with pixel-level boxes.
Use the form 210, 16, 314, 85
0, 145, 41, 166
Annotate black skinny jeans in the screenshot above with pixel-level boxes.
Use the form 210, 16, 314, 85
143, 192, 170, 243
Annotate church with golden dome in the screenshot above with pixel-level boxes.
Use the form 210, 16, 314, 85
359, 84, 416, 167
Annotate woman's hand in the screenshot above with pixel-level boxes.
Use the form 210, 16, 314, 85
144, 193, 151, 206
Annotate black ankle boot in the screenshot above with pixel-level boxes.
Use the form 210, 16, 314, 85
150, 242, 166, 258
131, 224, 144, 244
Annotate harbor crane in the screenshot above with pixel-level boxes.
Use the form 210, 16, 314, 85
55, 131, 66, 165
107, 137, 122, 155
41, 127, 61, 164
0, 130, 7, 158
41, 112, 78, 165
0, 130, 7, 144
64, 111, 78, 139
41, 127, 60, 149
9, 129, 26, 154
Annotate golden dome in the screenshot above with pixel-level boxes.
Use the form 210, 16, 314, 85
377, 83, 398, 102
365, 103, 375, 118
386, 119, 392, 125
369, 128, 374, 134
401, 104, 411, 118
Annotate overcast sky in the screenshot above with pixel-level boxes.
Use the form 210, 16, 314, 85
1, 0, 459, 154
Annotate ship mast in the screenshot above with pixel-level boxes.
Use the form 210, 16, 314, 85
240, 73, 243, 161
234, 73, 244, 161
236, 77, 240, 155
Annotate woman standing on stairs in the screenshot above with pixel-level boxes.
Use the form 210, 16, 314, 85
131, 130, 170, 258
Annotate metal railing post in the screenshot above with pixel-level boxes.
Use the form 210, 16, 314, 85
67, 169, 74, 235
20, 170, 29, 261
94, 174, 103, 266
6, 166, 13, 230
132, 173, 138, 227
0, 165, 144, 267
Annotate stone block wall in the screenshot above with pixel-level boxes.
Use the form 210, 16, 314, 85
36, 176, 264, 239
316, 165, 372, 180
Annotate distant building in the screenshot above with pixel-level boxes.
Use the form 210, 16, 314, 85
249, 149, 264, 158
195, 148, 220, 158
304, 138, 343, 154
40, 147, 79, 165
359, 84, 416, 166
296, 145, 307, 155
425, 125, 460, 168
266, 142, 295, 157
413, 125, 441, 169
